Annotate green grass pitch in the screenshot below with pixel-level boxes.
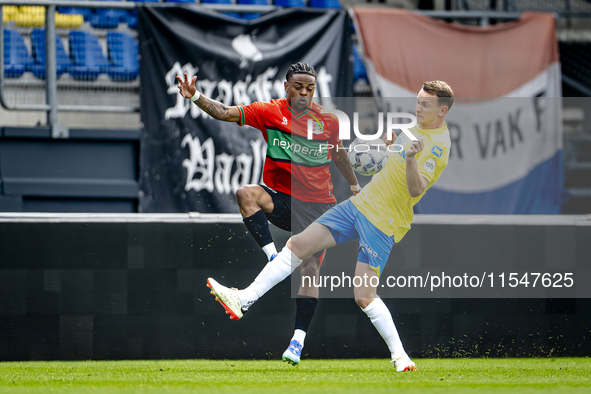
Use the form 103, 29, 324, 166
1, 358, 590, 393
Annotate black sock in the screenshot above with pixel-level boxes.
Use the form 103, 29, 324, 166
295, 297, 319, 332
243, 210, 274, 248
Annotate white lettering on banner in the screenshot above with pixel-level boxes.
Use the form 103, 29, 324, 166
181, 134, 214, 192
315, 67, 335, 109
231, 34, 264, 69
232, 154, 253, 192
215, 80, 234, 107
273, 80, 285, 99
249, 139, 264, 185
182, 134, 266, 195
164, 63, 336, 119
248, 67, 278, 103
233, 76, 252, 106
214, 153, 234, 195
165, 62, 199, 120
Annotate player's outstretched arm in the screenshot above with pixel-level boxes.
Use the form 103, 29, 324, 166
331, 145, 361, 195
176, 72, 240, 122
405, 140, 429, 197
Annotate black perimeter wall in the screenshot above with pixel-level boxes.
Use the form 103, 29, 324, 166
0, 220, 590, 361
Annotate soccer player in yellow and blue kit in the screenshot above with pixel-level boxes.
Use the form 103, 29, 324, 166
207, 81, 454, 372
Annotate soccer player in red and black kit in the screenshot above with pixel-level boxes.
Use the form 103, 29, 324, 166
177, 62, 360, 364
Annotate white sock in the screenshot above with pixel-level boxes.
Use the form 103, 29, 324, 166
238, 246, 302, 310
262, 243, 278, 260
361, 298, 406, 360
291, 329, 306, 347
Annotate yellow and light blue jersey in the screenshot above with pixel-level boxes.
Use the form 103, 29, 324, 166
350, 124, 451, 242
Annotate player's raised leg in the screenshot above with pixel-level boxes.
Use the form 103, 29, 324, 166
353, 261, 416, 372
236, 185, 278, 261
207, 222, 336, 320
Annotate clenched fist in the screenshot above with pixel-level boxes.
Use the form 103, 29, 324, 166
406, 139, 424, 159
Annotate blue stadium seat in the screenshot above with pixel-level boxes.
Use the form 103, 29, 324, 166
106, 32, 139, 81
201, 0, 241, 19
67, 31, 109, 81
90, 10, 125, 29
353, 45, 368, 82
30, 29, 71, 80
127, 15, 138, 29
309, 0, 340, 8
58, 8, 93, 22
165, 0, 195, 2
90, 0, 130, 29
238, 0, 267, 19
274, 0, 305, 7
3, 29, 33, 78
57, 0, 93, 22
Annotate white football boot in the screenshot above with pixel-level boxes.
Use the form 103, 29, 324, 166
207, 278, 243, 320
392, 355, 417, 372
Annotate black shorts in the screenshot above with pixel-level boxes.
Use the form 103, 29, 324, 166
261, 185, 335, 259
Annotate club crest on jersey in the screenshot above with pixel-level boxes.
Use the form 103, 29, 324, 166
282, 117, 288, 126
310, 120, 325, 135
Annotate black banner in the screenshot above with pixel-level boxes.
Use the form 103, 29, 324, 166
138, 5, 353, 213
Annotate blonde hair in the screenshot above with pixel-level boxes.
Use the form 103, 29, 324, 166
422, 81, 454, 110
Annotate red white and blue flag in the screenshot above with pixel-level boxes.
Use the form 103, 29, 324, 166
354, 9, 563, 214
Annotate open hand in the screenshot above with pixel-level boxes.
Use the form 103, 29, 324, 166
176, 72, 197, 99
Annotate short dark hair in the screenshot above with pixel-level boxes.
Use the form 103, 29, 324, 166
286, 62, 317, 82
422, 80, 454, 110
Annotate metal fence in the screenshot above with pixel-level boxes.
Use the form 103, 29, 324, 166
0, 1, 274, 134
1, 1, 591, 134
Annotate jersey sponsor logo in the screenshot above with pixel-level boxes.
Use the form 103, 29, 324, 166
266, 128, 330, 167
431, 145, 443, 158
282, 117, 288, 126
423, 158, 436, 173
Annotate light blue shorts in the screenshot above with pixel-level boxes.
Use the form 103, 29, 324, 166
316, 200, 395, 276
